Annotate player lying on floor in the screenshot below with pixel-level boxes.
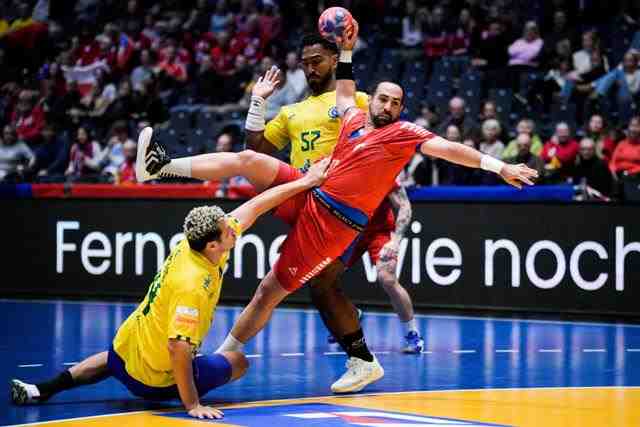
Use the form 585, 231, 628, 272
10, 158, 329, 420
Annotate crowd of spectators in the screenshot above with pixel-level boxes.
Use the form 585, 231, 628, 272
0, 0, 639, 200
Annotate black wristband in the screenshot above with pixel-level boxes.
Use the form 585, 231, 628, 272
336, 61, 354, 80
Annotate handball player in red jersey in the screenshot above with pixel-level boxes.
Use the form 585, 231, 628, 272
137, 17, 538, 394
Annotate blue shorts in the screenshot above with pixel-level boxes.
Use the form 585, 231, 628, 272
107, 347, 232, 400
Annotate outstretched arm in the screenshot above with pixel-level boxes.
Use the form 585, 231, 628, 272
421, 136, 538, 189
335, 19, 360, 117
169, 339, 223, 419
230, 158, 329, 231
245, 66, 281, 155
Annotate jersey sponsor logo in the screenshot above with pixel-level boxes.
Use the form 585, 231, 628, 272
176, 306, 199, 317
156, 403, 511, 426
354, 142, 367, 152
202, 275, 212, 292
300, 257, 332, 283
288, 267, 298, 276
174, 315, 198, 326
328, 106, 339, 119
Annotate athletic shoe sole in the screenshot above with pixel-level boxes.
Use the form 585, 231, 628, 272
10, 379, 28, 405
331, 365, 385, 394
401, 338, 425, 354
135, 127, 154, 182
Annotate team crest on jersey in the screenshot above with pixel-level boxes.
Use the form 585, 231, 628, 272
328, 106, 339, 119
156, 403, 511, 426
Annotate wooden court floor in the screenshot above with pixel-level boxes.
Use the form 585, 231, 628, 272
3, 300, 639, 426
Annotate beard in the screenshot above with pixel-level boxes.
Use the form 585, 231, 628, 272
371, 112, 394, 128
307, 71, 332, 94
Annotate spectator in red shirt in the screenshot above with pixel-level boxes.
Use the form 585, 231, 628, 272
10, 90, 45, 145
424, 6, 450, 61
258, 0, 282, 49
73, 26, 103, 66
211, 31, 238, 75
117, 139, 137, 184
449, 8, 473, 56
156, 45, 187, 83
157, 38, 192, 66
610, 116, 640, 177
541, 122, 580, 180
585, 114, 616, 165
234, 15, 265, 66
105, 23, 136, 72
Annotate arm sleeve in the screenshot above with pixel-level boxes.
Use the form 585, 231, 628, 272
263, 107, 290, 150
167, 289, 207, 346
355, 91, 369, 110
227, 215, 243, 235
390, 122, 436, 155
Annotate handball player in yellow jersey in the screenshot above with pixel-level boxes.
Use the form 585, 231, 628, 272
10, 156, 328, 420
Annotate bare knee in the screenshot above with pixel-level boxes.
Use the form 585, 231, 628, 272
221, 351, 248, 381
237, 149, 260, 168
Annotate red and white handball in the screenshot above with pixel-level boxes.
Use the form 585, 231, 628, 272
318, 7, 354, 43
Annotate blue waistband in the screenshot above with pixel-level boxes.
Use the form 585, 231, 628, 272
312, 188, 368, 232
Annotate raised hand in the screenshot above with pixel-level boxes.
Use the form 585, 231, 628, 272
335, 18, 359, 51
500, 163, 539, 189
251, 65, 281, 99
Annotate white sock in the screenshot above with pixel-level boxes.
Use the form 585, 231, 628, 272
163, 157, 192, 178
402, 318, 418, 335
215, 334, 244, 353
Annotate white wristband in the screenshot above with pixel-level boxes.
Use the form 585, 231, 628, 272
339, 50, 352, 63
480, 154, 505, 174
245, 95, 266, 132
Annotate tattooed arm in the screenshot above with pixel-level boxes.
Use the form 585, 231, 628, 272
388, 186, 412, 246
378, 186, 412, 265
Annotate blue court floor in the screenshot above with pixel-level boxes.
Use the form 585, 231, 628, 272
2, 299, 640, 426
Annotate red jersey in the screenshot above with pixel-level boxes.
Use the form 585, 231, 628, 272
321, 109, 434, 217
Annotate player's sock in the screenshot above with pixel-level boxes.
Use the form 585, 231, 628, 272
215, 334, 244, 353
338, 329, 374, 362
161, 157, 192, 178
402, 317, 418, 335
35, 370, 75, 399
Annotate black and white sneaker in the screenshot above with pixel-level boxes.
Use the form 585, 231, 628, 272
135, 127, 172, 182
10, 379, 43, 405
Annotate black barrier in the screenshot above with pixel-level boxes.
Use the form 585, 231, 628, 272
3, 199, 640, 316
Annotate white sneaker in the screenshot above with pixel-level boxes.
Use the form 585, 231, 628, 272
10, 379, 42, 405
330, 356, 384, 394
135, 127, 172, 182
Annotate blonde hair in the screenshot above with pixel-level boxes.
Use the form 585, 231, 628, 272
183, 205, 226, 251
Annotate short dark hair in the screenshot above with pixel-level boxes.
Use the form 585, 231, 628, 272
369, 80, 405, 104
300, 33, 338, 55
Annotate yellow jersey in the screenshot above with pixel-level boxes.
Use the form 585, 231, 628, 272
112, 216, 242, 387
264, 90, 369, 168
